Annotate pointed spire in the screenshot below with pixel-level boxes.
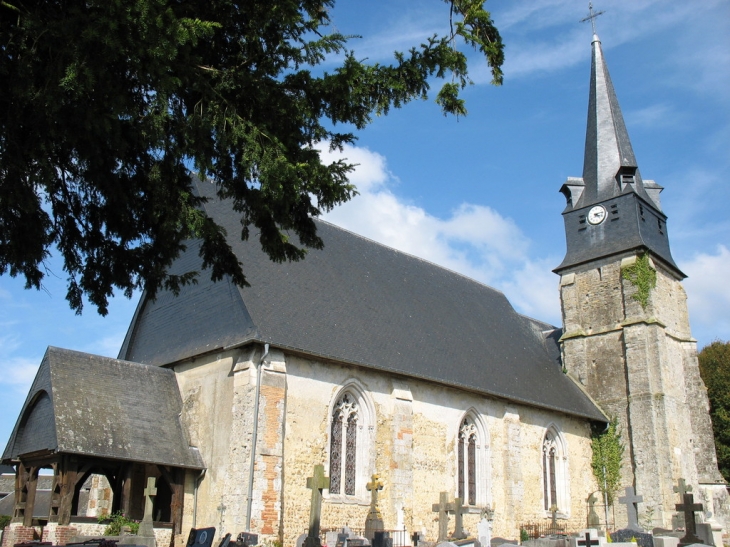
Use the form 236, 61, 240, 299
580, 34, 650, 206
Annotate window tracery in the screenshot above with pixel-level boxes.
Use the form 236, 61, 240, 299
542, 426, 569, 515
457, 414, 488, 506
328, 386, 373, 501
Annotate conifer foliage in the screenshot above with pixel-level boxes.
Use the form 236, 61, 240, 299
698, 341, 730, 482
0, 0, 504, 314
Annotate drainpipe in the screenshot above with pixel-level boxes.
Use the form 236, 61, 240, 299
245, 343, 269, 532
192, 469, 206, 528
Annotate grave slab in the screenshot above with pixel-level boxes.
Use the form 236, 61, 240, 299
611, 528, 654, 547
653, 537, 680, 547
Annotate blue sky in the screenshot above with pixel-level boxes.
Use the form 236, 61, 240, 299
1, 0, 729, 449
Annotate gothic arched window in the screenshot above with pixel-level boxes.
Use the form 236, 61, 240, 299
328, 385, 374, 501
456, 412, 489, 506
542, 426, 569, 514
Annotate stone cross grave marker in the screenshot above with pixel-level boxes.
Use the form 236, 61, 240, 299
365, 473, 385, 541
446, 497, 469, 540
676, 493, 703, 547
367, 474, 385, 518
577, 531, 600, 547
618, 486, 643, 531
432, 491, 451, 542
672, 479, 692, 529
673, 479, 692, 498
548, 505, 562, 534
304, 464, 330, 547
587, 494, 601, 527
138, 476, 157, 537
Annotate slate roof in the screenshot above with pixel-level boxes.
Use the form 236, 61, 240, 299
120, 178, 606, 422
0, 490, 51, 517
2, 347, 204, 469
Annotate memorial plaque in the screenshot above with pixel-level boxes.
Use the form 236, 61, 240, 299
187, 528, 217, 547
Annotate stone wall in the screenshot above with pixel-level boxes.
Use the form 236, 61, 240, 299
173, 343, 600, 547
559, 252, 729, 531
1, 524, 38, 547
281, 353, 597, 547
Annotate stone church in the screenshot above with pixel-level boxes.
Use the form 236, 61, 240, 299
2, 33, 728, 547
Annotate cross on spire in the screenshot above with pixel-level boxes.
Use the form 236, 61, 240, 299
580, 3, 606, 35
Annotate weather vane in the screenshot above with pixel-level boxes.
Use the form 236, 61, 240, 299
580, 3, 605, 35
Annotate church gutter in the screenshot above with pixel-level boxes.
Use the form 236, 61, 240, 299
246, 342, 270, 532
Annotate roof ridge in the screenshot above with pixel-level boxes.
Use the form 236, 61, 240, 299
315, 217, 513, 302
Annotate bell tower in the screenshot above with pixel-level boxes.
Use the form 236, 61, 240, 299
555, 33, 727, 528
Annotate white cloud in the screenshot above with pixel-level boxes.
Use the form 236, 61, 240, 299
320, 143, 559, 322
0, 355, 39, 393
499, 257, 562, 326
625, 103, 679, 129
682, 245, 730, 345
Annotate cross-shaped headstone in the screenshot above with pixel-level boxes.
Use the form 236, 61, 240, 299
304, 464, 330, 547
366, 474, 385, 518
144, 477, 157, 520
676, 493, 703, 546
577, 532, 600, 547
411, 532, 420, 547
138, 477, 158, 537
673, 479, 692, 499
618, 486, 643, 531
432, 491, 450, 542
446, 497, 469, 540
587, 494, 601, 527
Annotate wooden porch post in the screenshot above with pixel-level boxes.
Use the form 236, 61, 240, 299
158, 466, 184, 535
119, 463, 134, 517
15, 464, 39, 527
57, 456, 79, 526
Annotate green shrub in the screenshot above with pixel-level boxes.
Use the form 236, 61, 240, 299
99, 511, 139, 536
0, 515, 11, 530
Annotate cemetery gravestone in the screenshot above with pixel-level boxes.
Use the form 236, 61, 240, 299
587, 494, 600, 528
673, 480, 692, 530
577, 532, 600, 547
372, 531, 392, 547
365, 474, 385, 541
676, 493, 703, 547
477, 519, 491, 547
610, 529, 653, 547
433, 492, 451, 542
618, 487, 643, 533
138, 477, 157, 538
446, 497, 469, 540
304, 464, 330, 547
186, 528, 216, 547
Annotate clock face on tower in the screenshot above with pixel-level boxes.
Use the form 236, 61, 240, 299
587, 205, 607, 225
